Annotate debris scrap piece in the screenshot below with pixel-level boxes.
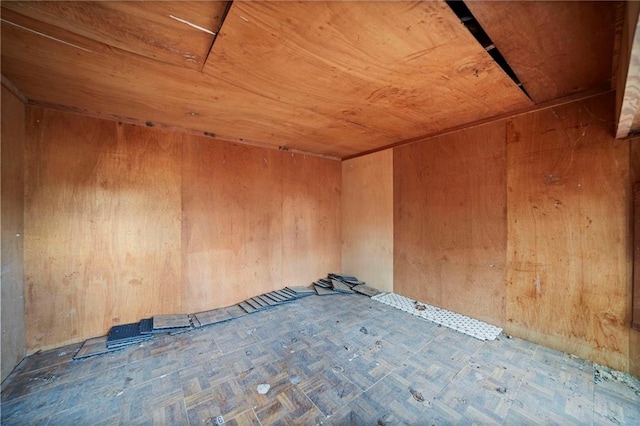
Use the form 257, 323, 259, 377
257, 384, 270, 394
410, 388, 425, 402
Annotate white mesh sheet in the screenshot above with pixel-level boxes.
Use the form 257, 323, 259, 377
371, 292, 502, 341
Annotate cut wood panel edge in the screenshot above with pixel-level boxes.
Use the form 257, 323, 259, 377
616, 1, 640, 138
1, 74, 28, 104
28, 100, 341, 161
345, 86, 612, 160
200, 0, 234, 71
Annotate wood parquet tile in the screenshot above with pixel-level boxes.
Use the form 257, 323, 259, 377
2, 294, 639, 425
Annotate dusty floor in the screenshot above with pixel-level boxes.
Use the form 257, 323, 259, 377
2, 293, 639, 425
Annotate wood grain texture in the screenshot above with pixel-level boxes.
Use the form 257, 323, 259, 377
206, 1, 531, 154
618, 2, 640, 137
505, 93, 630, 371
631, 328, 640, 378
394, 121, 507, 327
181, 140, 283, 312
1, 1, 531, 158
2, 1, 226, 70
634, 183, 640, 331
24, 108, 183, 351
342, 150, 394, 293
468, 1, 617, 103
182, 143, 341, 311
281, 154, 341, 288
1, 85, 26, 381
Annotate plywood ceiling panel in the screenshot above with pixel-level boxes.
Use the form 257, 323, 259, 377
0, 1, 552, 157
467, 1, 617, 103
205, 1, 532, 152
2, 1, 228, 70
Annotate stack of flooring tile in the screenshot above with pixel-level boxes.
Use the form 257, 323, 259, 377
191, 305, 246, 328
313, 273, 381, 297
106, 322, 153, 349
74, 275, 381, 361
239, 287, 315, 314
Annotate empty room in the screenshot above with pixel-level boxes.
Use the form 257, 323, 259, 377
1, 0, 639, 424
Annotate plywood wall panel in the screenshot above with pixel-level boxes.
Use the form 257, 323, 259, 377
506, 93, 630, 371
394, 121, 507, 326
181, 140, 284, 312
1, 84, 26, 380
282, 154, 341, 287
24, 109, 182, 351
342, 150, 394, 293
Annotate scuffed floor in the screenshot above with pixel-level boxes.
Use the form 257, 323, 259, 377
2, 294, 639, 425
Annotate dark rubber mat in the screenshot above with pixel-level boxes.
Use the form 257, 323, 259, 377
194, 308, 233, 326
239, 301, 257, 314
281, 288, 299, 298
315, 284, 341, 296
264, 292, 287, 303
329, 273, 358, 281
313, 280, 332, 288
247, 297, 269, 309
352, 284, 381, 297
107, 322, 152, 348
226, 305, 247, 318
273, 290, 295, 300
74, 336, 122, 359
331, 279, 354, 293
286, 286, 316, 295
152, 314, 191, 330
256, 295, 278, 306
189, 314, 202, 328
139, 318, 153, 334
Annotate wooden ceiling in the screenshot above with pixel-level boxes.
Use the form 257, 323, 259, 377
1, 1, 618, 158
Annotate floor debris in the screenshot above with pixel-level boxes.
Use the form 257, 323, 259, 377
594, 364, 640, 397
257, 384, 270, 394
73, 273, 381, 359
410, 389, 425, 402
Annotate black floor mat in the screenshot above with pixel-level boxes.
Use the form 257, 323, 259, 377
315, 284, 341, 296
240, 301, 257, 314
139, 318, 153, 334
107, 322, 152, 348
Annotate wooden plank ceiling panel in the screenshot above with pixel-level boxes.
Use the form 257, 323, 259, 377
2, 1, 227, 70
0, 13, 360, 157
1, 1, 532, 157
467, 1, 617, 103
205, 1, 532, 152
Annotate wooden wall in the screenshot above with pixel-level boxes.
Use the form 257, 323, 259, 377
393, 92, 634, 373
506, 94, 630, 372
628, 137, 640, 377
24, 107, 341, 352
394, 122, 507, 326
1, 84, 26, 381
342, 150, 393, 292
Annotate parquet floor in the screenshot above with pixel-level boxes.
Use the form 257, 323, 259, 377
2, 294, 639, 425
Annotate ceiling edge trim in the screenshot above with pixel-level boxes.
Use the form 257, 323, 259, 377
1, 74, 29, 104
344, 86, 613, 161
28, 99, 341, 161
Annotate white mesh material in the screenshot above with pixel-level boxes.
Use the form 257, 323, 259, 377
371, 293, 502, 341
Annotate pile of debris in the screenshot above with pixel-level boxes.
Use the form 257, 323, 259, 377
73, 273, 380, 360
313, 273, 381, 297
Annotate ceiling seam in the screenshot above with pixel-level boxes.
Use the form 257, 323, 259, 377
445, 0, 531, 100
